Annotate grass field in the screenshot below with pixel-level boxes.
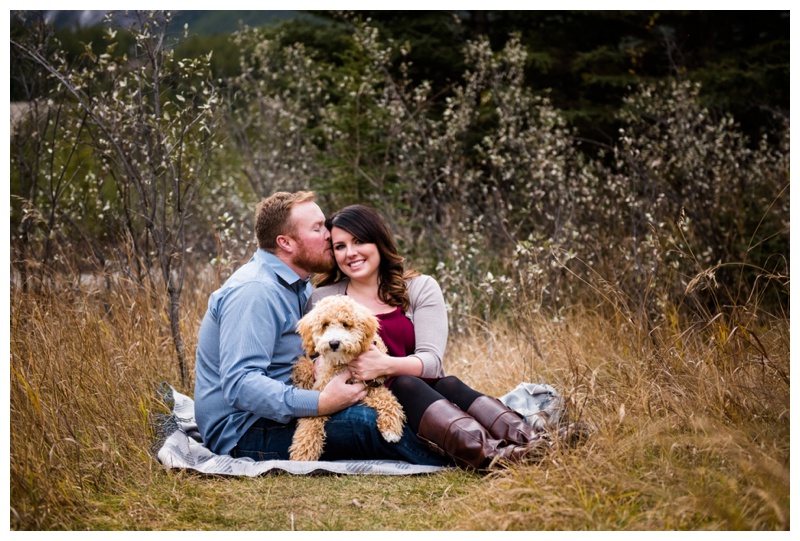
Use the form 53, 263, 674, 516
9, 270, 790, 530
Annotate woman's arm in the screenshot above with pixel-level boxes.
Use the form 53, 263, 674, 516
350, 275, 448, 381
405, 275, 448, 378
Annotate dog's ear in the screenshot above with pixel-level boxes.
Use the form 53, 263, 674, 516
359, 306, 380, 352
296, 314, 317, 356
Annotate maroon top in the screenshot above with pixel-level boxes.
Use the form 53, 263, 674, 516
376, 307, 416, 357
376, 306, 439, 387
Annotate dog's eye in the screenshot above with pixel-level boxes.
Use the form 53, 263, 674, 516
342, 322, 350, 329
322, 320, 330, 328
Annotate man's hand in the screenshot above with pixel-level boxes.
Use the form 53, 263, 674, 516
317, 370, 367, 416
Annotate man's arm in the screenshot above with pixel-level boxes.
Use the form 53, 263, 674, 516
217, 281, 366, 421
217, 282, 318, 422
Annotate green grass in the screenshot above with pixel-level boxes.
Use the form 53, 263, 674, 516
74, 470, 480, 530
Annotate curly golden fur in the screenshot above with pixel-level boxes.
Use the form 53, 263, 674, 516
289, 295, 406, 461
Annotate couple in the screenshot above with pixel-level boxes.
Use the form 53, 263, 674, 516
194, 191, 550, 469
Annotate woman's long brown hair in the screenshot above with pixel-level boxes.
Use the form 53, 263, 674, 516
315, 205, 419, 312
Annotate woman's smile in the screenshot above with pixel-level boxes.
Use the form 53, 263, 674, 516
331, 227, 380, 282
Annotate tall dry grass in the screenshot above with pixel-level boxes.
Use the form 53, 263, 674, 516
446, 298, 789, 529
9, 273, 210, 530
9, 267, 790, 530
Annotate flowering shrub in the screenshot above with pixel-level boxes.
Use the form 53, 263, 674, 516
11, 14, 788, 338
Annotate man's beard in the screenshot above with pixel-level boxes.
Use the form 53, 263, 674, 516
293, 239, 335, 274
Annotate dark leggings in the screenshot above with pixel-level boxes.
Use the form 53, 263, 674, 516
390, 375, 484, 433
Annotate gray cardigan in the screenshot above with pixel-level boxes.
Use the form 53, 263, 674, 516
309, 275, 447, 379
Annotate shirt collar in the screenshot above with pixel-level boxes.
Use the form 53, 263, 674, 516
256, 248, 309, 291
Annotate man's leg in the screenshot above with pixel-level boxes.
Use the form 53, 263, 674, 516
229, 417, 297, 461
320, 403, 453, 466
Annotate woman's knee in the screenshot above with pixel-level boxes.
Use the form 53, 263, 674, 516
431, 375, 464, 395
432, 375, 483, 410
393, 374, 424, 388
390, 375, 428, 401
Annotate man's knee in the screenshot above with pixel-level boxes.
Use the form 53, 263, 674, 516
327, 404, 379, 430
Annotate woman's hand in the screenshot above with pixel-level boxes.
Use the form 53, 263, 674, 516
348, 344, 392, 381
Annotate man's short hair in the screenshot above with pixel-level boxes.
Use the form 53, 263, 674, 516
254, 191, 317, 252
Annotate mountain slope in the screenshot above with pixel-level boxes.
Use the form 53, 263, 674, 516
42, 10, 309, 35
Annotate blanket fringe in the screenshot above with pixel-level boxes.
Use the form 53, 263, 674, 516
149, 382, 180, 457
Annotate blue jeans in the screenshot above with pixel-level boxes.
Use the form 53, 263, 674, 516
230, 404, 452, 466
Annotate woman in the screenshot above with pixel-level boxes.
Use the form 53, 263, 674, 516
310, 204, 549, 469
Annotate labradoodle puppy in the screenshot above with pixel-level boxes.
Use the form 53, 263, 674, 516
289, 295, 406, 461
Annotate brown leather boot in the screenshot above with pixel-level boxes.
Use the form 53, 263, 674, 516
468, 396, 592, 450
466, 395, 542, 445
416, 399, 549, 470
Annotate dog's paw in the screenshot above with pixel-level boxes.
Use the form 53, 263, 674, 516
291, 356, 316, 390
380, 428, 403, 443
289, 437, 323, 461
290, 448, 321, 461
289, 449, 319, 461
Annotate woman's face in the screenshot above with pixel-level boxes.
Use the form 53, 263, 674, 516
330, 226, 381, 283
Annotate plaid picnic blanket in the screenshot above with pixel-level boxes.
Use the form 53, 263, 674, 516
151, 381, 564, 476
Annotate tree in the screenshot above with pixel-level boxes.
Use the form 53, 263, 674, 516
11, 10, 223, 385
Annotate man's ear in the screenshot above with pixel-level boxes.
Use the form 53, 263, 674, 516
276, 235, 294, 253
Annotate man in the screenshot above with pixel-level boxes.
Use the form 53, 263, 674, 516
194, 191, 449, 465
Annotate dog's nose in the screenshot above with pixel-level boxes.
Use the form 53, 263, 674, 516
329, 340, 340, 351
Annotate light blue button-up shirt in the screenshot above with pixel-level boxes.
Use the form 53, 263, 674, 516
194, 249, 318, 455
